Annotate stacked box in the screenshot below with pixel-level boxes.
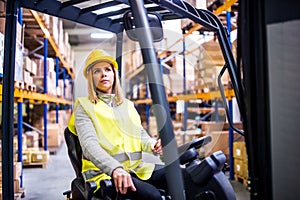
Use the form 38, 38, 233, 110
233, 141, 248, 179
42, 123, 62, 147
31, 59, 37, 75
0, 162, 22, 193
22, 150, 32, 164
13, 134, 27, 152
22, 149, 49, 164
38, 13, 50, 28
0, 1, 6, 14
23, 68, 32, 84
32, 58, 57, 95
25, 131, 39, 150
49, 16, 59, 45
0, 17, 5, 34
204, 131, 230, 157
23, 56, 37, 76
14, 42, 23, 81
31, 150, 49, 163
57, 79, 64, 97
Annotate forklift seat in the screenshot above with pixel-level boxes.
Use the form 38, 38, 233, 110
63, 127, 98, 200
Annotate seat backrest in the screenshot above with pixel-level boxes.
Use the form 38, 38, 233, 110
64, 127, 83, 178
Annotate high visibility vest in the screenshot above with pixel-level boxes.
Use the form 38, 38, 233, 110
68, 97, 155, 190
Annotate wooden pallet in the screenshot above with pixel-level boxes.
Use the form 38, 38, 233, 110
14, 80, 24, 90
24, 83, 36, 92
14, 188, 25, 200
235, 174, 248, 186
48, 146, 59, 155
23, 162, 47, 168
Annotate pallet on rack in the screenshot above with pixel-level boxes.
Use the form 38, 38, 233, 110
14, 80, 24, 90
24, 83, 36, 92
234, 174, 248, 187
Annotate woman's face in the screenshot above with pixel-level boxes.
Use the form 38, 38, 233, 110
91, 61, 115, 94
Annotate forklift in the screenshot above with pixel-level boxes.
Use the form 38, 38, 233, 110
3, 0, 299, 199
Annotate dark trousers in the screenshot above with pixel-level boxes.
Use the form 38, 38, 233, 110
96, 165, 189, 200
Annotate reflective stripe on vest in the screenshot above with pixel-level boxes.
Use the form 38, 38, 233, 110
113, 151, 142, 162
83, 169, 104, 180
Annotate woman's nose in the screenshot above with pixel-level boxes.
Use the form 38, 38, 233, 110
101, 71, 107, 77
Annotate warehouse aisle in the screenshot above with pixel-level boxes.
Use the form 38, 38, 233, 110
22, 142, 74, 200
21, 142, 250, 200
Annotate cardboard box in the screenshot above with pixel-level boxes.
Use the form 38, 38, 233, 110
31, 150, 49, 163
234, 158, 243, 177
200, 122, 224, 132
0, 1, 6, 14
205, 131, 229, 157
14, 178, 21, 193
23, 56, 32, 72
23, 69, 31, 84
233, 141, 247, 161
43, 123, 61, 147
0, 17, 5, 34
243, 161, 248, 179
25, 131, 39, 149
22, 150, 32, 164
16, 21, 22, 44
14, 162, 22, 179
13, 134, 27, 151
31, 59, 37, 75
14, 42, 23, 81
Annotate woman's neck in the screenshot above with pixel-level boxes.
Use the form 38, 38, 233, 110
96, 90, 116, 107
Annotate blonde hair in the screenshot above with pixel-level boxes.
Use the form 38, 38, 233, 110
87, 62, 124, 105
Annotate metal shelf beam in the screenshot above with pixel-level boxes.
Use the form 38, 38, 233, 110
0, 85, 72, 104
133, 89, 235, 104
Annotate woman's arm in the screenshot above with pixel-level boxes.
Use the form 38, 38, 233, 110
75, 104, 122, 176
140, 128, 157, 152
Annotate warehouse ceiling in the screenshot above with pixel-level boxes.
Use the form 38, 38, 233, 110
61, 0, 238, 48
63, 19, 114, 46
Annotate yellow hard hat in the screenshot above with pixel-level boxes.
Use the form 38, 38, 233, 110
83, 49, 118, 79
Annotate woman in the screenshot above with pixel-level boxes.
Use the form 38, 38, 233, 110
68, 49, 168, 199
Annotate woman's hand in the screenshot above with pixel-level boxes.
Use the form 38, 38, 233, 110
112, 167, 136, 194
151, 139, 163, 155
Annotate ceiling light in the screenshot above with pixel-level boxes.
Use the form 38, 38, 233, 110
92, 6, 123, 15
90, 33, 114, 39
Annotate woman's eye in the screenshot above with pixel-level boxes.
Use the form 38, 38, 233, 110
93, 69, 100, 74
105, 67, 112, 72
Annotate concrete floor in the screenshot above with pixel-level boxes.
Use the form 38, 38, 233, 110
22, 142, 250, 200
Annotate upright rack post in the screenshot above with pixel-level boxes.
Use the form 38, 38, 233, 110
55, 56, 59, 123
226, 5, 234, 180
145, 78, 150, 132
63, 68, 66, 98
43, 37, 48, 151
17, 99, 23, 187
17, 6, 24, 188
1, 1, 19, 199
228, 98, 234, 180
182, 34, 187, 134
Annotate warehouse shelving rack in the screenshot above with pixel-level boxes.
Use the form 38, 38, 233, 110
2, 1, 245, 199
1, 1, 74, 196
